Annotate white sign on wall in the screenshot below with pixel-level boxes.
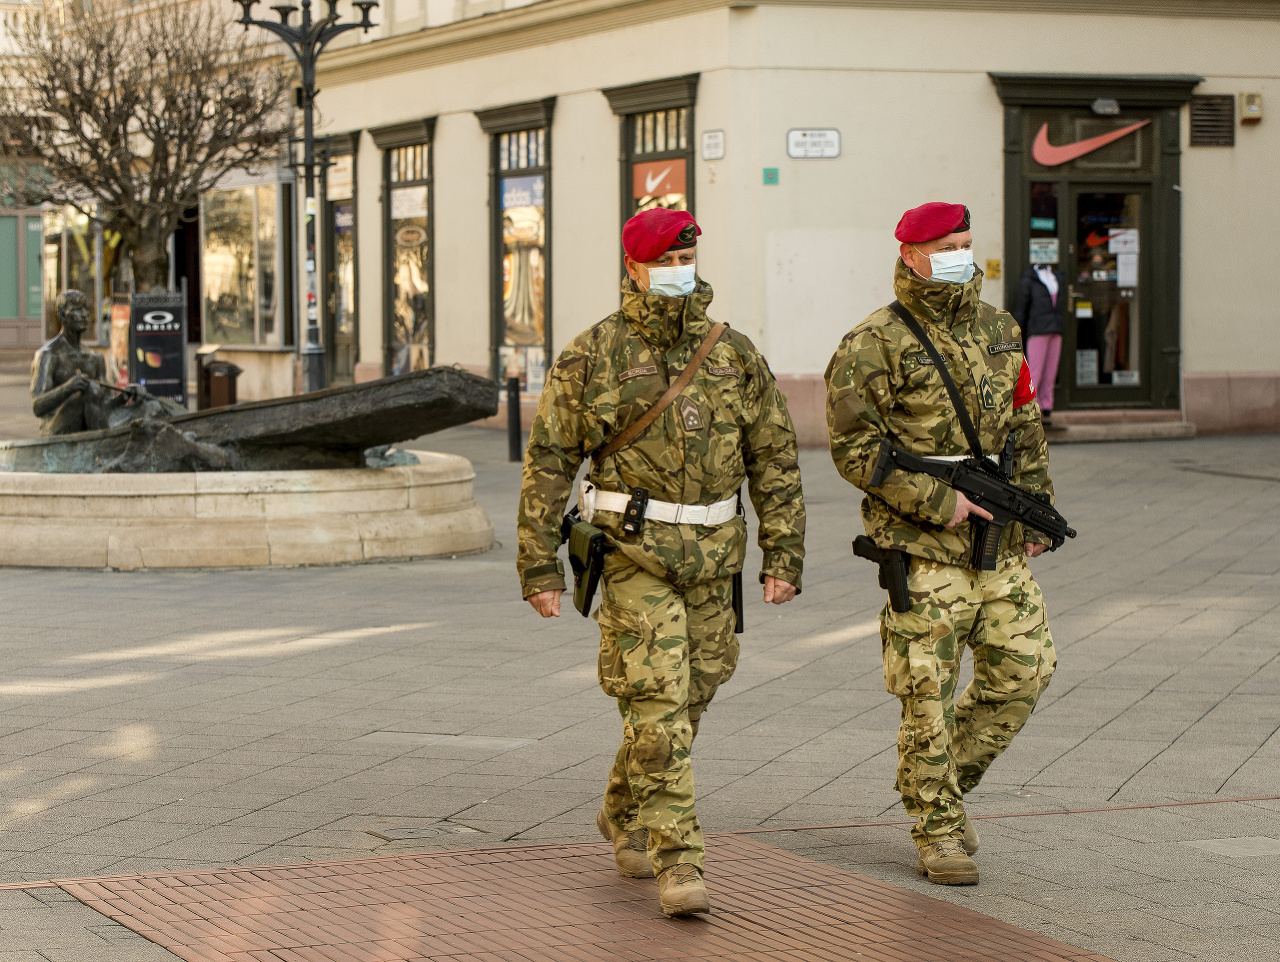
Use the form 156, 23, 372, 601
701, 130, 725, 161
787, 129, 841, 159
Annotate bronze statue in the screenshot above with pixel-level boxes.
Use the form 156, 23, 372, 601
30, 290, 183, 437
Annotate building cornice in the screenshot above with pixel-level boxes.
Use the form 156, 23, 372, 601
990, 73, 1205, 108
475, 97, 557, 134
318, 0, 1280, 86
369, 118, 437, 149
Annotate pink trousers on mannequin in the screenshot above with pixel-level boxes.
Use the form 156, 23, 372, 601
1025, 334, 1062, 413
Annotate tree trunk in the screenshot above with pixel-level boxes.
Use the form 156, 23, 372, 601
130, 237, 171, 293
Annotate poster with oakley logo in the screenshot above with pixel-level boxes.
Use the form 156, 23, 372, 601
129, 291, 187, 405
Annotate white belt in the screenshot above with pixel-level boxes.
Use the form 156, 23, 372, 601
579, 481, 738, 526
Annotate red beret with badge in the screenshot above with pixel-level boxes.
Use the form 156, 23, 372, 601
623, 208, 701, 263
895, 202, 971, 244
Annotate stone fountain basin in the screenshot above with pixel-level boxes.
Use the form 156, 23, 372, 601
0, 452, 492, 570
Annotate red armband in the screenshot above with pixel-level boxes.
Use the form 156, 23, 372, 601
1013, 358, 1037, 408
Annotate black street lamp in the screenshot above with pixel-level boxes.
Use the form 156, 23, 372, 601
233, 0, 377, 393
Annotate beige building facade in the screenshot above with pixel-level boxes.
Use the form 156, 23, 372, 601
283, 0, 1278, 439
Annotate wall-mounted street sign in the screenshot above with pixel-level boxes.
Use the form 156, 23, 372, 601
787, 129, 841, 159
701, 130, 725, 161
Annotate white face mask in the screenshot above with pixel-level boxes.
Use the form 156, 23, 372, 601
645, 263, 697, 297
915, 246, 975, 285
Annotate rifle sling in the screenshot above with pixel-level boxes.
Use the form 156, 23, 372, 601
593, 321, 729, 466
888, 300, 985, 459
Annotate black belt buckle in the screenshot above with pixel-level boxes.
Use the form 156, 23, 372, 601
622, 487, 649, 534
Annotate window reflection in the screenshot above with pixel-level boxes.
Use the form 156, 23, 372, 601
389, 183, 430, 374
201, 188, 256, 344
257, 185, 277, 337
200, 185, 280, 346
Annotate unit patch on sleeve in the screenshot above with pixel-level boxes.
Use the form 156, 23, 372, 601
987, 341, 1022, 355
619, 364, 659, 381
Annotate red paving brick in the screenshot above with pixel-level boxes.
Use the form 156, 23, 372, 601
58, 835, 1115, 962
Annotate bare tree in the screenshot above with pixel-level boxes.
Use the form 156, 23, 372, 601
0, 0, 290, 291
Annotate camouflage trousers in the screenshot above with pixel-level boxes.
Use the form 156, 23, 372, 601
594, 553, 738, 874
880, 554, 1055, 849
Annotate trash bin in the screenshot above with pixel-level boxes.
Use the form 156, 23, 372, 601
198, 356, 243, 410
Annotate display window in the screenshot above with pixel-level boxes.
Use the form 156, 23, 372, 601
627, 108, 691, 215
386, 142, 432, 375
199, 184, 283, 346
495, 126, 548, 395
322, 145, 358, 383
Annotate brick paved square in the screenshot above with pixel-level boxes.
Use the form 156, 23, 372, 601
0, 422, 1277, 960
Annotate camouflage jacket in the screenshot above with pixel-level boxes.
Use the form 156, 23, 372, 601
825, 259, 1054, 566
517, 278, 805, 598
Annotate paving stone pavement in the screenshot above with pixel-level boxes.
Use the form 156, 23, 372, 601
0, 419, 1278, 961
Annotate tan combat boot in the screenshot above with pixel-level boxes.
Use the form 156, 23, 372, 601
596, 809, 653, 878
657, 863, 710, 916
963, 817, 980, 855
917, 838, 979, 885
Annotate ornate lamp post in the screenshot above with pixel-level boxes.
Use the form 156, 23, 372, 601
233, 0, 377, 393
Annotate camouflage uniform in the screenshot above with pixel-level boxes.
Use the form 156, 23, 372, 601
825, 260, 1057, 849
518, 278, 805, 874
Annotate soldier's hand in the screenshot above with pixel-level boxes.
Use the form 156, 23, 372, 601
1025, 543, 1047, 558
528, 589, 563, 618
945, 492, 994, 530
763, 576, 797, 605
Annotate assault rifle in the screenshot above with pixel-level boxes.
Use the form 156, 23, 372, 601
869, 440, 1077, 571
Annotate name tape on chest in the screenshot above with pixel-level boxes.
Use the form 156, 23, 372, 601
618, 364, 659, 382
987, 340, 1022, 355
707, 365, 739, 378
909, 352, 936, 366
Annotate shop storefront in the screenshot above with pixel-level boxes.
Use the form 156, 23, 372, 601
992, 74, 1200, 414
301, 0, 1277, 438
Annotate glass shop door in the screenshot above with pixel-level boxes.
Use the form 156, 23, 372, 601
1064, 187, 1150, 406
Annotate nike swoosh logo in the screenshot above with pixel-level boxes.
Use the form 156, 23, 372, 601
1031, 119, 1150, 167
1084, 230, 1110, 248
644, 166, 673, 195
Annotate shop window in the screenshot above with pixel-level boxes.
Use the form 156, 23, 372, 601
476, 98, 555, 392
1189, 95, 1235, 147
604, 75, 698, 227
372, 118, 435, 376
200, 184, 283, 346
322, 134, 359, 383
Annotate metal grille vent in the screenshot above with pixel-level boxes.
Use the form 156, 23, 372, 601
1190, 95, 1235, 147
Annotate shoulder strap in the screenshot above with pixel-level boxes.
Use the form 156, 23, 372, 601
887, 300, 984, 458
593, 321, 729, 466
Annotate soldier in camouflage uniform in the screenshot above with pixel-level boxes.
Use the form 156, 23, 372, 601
518, 208, 805, 916
825, 202, 1058, 886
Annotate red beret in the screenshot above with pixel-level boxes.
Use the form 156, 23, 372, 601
623, 208, 701, 263
895, 202, 971, 244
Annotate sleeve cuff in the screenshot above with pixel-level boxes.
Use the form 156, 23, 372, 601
760, 564, 802, 594
521, 559, 566, 599
918, 480, 957, 528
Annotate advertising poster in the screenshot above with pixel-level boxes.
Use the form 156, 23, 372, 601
129, 291, 187, 405
501, 174, 547, 393
107, 294, 131, 387
631, 159, 687, 213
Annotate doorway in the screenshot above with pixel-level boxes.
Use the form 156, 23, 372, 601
991, 73, 1201, 412
1065, 188, 1147, 402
